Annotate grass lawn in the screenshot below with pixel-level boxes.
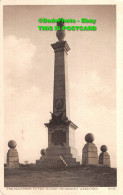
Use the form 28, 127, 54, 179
4, 165, 117, 187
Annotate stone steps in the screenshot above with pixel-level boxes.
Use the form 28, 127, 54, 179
36, 154, 80, 168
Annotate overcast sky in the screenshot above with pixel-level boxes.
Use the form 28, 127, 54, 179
3, 5, 116, 167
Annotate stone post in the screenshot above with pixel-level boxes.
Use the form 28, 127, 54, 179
40, 149, 46, 160
7, 140, 19, 168
82, 133, 98, 165
99, 145, 110, 167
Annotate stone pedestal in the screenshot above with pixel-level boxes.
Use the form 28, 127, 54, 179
36, 118, 80, 168
99, 152, 110, 166
82, 143, 98, 165
99, 145, 110, 167
7, 148, 19, 168
7, 140, 19, 168
82, 133, 98, 165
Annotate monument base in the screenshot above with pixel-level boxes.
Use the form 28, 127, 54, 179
82, 143, 98, 165
37, 113, 80, 168
7, 149, 19, 168
99, 152, 110, 167
36, 145, 80, 168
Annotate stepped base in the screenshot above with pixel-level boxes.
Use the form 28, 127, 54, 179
36, 145, 80, 168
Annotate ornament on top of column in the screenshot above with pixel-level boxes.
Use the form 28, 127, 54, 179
56, 18, 65, 41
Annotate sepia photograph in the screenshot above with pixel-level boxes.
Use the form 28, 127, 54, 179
3, 4, 117, 188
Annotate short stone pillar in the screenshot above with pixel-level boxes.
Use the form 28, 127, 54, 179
40, 149, 46, 159
99, 145, 110, 167
7, 140, 19, 168
82, 133, 98, 165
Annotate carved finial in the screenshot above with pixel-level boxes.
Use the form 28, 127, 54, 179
56, 18, 65, 41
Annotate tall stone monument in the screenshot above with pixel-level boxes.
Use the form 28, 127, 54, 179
7, 140, 19, 168
36, 20, 80, 168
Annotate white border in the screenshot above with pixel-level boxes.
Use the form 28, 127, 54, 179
0, 0, 123, 195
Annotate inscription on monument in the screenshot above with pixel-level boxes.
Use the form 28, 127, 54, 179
51, 131, 66, 145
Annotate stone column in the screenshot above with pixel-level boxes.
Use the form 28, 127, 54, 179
50, 19, 70, 119
99, 145, 110, 167
82, 133, 98, 165
51, 41, 70, 119
7, 140, 19, 168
